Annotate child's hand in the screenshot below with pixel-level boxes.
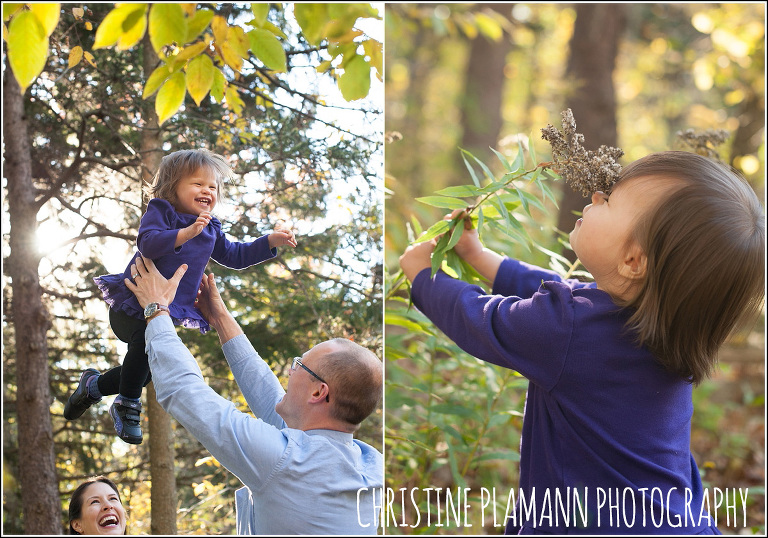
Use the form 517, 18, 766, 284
399, 239, 437, 283
268, 226, 297, 249
445, 209, 484, 263
177, 211, 212, 247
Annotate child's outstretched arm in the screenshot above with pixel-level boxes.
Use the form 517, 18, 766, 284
175, 211, 212, 248
447, 210, 504, 284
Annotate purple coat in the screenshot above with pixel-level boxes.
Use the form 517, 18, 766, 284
95, 198, 276, 333
411, 257, 720, 534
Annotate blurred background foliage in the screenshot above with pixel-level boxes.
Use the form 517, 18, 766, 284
384, 3, 764, 534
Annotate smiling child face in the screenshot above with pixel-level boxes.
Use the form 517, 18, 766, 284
174, 167, 219, 216
70, 481, 127, 535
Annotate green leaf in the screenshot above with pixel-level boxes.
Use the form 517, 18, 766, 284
7, 11, 48, 94
434, 185, 484, 198
249, 28, 286, 72
338, 54, 371, 101
415, 220, 450, 242
385, 313, 430, 333
445, 221, 464, 251
186, 8, 214, 43
414, 196, 467, 210
210, 67, 225, 102
251, 3, 270, 27
491, 146, 513, 173
460, 149, 483, 187
149, 3, 187, 53
143, 64, 171, 98
430, 235, 449, 277
155, 71, 186, 125
294, 3, 328, 46
474, 450, 520, 463
3, 4, 24, 22
186, 54, 214, 105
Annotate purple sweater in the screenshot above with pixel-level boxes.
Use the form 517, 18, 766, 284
94, 198, 276, 333
411, 258, 720, 534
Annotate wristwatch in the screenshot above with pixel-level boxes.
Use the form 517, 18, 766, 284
144, 302, 170, 320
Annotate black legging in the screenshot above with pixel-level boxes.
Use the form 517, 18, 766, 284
96, 308, 152, 399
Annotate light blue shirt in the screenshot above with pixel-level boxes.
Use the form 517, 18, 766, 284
145, 315, 383, 534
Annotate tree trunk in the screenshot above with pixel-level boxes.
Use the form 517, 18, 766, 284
557, 4, 626, 262
141, 35, 178, 535
459, 3, 514, 168
3, 58, 62, 534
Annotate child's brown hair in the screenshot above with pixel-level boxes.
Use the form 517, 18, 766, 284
620, 151, 764, 384
145, 148, 234, 208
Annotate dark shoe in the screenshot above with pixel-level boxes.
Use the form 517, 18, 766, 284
63, 368, 101, 420
109, 396, 143, 444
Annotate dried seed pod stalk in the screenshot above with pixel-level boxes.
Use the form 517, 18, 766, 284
675, 128, 730, 161
540, 108, 624, 196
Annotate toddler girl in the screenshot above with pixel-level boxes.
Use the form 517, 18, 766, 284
399, 151, 764, 533
65, 149, 297, 444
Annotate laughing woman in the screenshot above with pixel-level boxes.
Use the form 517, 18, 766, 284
67, 476, 127, 535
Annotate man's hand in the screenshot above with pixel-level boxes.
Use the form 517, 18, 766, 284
399, 239, 437, 283
194, 273, 230, 325
124, 256, 187, 309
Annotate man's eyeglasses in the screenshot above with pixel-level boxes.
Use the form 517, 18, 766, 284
291, 357, 330, 402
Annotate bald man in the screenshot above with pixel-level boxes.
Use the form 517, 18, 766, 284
126, 257, 383, 534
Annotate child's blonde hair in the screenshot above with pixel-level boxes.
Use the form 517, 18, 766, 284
621, 151, 764, 384
145, 149, 234, 208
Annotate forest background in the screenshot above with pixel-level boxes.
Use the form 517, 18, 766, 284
2, 2, 383, 534
384, 3, 765, 535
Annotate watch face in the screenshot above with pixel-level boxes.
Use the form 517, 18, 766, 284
145, 303, 157, 318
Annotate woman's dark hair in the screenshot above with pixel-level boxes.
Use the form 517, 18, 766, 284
620, 151, 765, 384
68, 476, 123, 535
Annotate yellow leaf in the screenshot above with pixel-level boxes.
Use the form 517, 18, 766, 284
218, 41, 243, 72
173, 41, 209, 64
149, 3, 187, 53
68, 46, 83, 68
224, 85, 244, 115
179, 3, 197, 17
85, 21, 92, 31
93, 4, 146, 49
186, 54, 214, 105
3, 4, 25, 21
30, 3, 60, 36
249, 28, 286, 72
72, 7, 84, 20
83, 51, 96, 68
211, 15, 228, 43
230, 25, 250, 57
7, 10, 48, 94
116, 5, 147, 51
155, 71, 186, 124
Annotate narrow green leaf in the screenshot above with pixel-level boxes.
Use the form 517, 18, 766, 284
415, 196, 467, 210
491, 146, 513, 173
445, 221, 464, 251
430, 236, 448, 277
385, 313, 430, 333
414, 220, 449, 242
469, 149, 497, 183
155, 71, 186, 125
445, 250, 464, 280
249, 28, 286, 71
528, 134, 537, 168
430, 404, 482, 421
460, 149, 483, 187
434, 185, 484, 198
